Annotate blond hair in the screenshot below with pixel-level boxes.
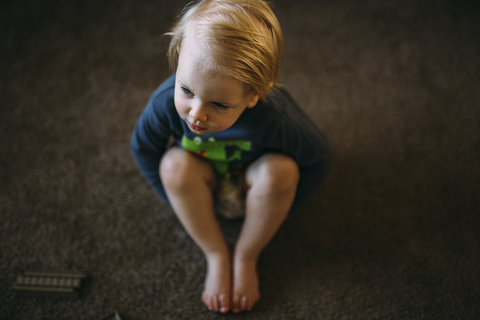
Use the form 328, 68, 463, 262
166, 0, 284, 101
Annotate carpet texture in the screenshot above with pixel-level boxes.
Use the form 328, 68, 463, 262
1, 0, 479, 319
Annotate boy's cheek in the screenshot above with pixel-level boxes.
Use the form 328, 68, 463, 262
173, 95, 185, 116
175, 105, 186, 118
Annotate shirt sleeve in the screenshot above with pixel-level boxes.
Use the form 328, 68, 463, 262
264, 89, 332, 214
130, 82, 178, 204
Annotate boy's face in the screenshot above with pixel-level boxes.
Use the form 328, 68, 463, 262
174, 26, 259, 135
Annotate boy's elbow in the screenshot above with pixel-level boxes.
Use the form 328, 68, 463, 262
130, 132, 146, 162
130, 135, 139, 157
130, 134, 138, 152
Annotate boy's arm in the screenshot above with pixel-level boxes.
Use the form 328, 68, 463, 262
287, 124, 332, 214
130, 89, 177, 205
267, 94, 332, 214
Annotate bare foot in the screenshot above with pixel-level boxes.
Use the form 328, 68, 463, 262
231, 257, 260, 312
202, 253, 232, 313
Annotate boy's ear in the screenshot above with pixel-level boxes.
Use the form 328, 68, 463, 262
246, 93, 259, 109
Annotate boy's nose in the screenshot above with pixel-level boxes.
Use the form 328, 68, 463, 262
189, 102, 208, 122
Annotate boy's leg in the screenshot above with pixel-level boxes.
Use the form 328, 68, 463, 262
232, 153, 299, 312
160, 147, 231, 313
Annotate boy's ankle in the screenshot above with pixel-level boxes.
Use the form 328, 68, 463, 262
205, 248, 231, 263
233, 250, 259, 265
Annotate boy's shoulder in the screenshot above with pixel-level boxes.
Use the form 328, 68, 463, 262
151, 73, 176, 100
146, 74, 177, 117
253, 86, 303, 120
242, 85, 322, 139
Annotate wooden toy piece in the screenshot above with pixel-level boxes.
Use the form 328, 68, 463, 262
13, 269, 87, 298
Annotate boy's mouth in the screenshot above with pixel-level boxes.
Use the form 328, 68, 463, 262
188, 121, 206, 132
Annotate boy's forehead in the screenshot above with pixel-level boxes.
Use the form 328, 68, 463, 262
177, 23, 252, 99
177, 48, 215, 80
181, 23, 209, 58
176, 60, 250, 105
179, 25, 221, 76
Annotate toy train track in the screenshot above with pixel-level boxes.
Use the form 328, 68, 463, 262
14, 269, 87, 298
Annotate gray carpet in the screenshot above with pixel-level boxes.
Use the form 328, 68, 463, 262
1, 0, 479, 319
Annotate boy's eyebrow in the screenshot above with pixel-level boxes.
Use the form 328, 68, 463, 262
176, 77, 189, 89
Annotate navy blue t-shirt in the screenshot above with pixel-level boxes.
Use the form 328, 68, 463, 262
130, 73, 331, 214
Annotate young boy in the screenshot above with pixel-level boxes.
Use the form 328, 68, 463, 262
130, 0, 331, 313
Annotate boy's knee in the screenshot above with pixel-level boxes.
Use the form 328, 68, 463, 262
160, 148, 192, 189
247, 154, 299, 194
160, 148, 215, 191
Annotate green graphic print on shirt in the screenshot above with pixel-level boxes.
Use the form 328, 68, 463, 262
181, 135, 251, 174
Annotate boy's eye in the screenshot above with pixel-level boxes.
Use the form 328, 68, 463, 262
213, 102, 229, 109
181, 86, 193, 95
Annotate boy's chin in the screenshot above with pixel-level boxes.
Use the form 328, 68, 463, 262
189, 129, 209, 135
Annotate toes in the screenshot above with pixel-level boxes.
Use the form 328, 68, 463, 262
202, 293, 231, 313
213, 295, 220, 312
232, 295, 249, 312
232, 294, 258, 312
241, 295, 248, 311
202, 292, 214, 311
218, 294, 230, 313
232, 295, 241, 313
242, 295, 254, 311
202, 292, 210, 310
245, 299, 254, 311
